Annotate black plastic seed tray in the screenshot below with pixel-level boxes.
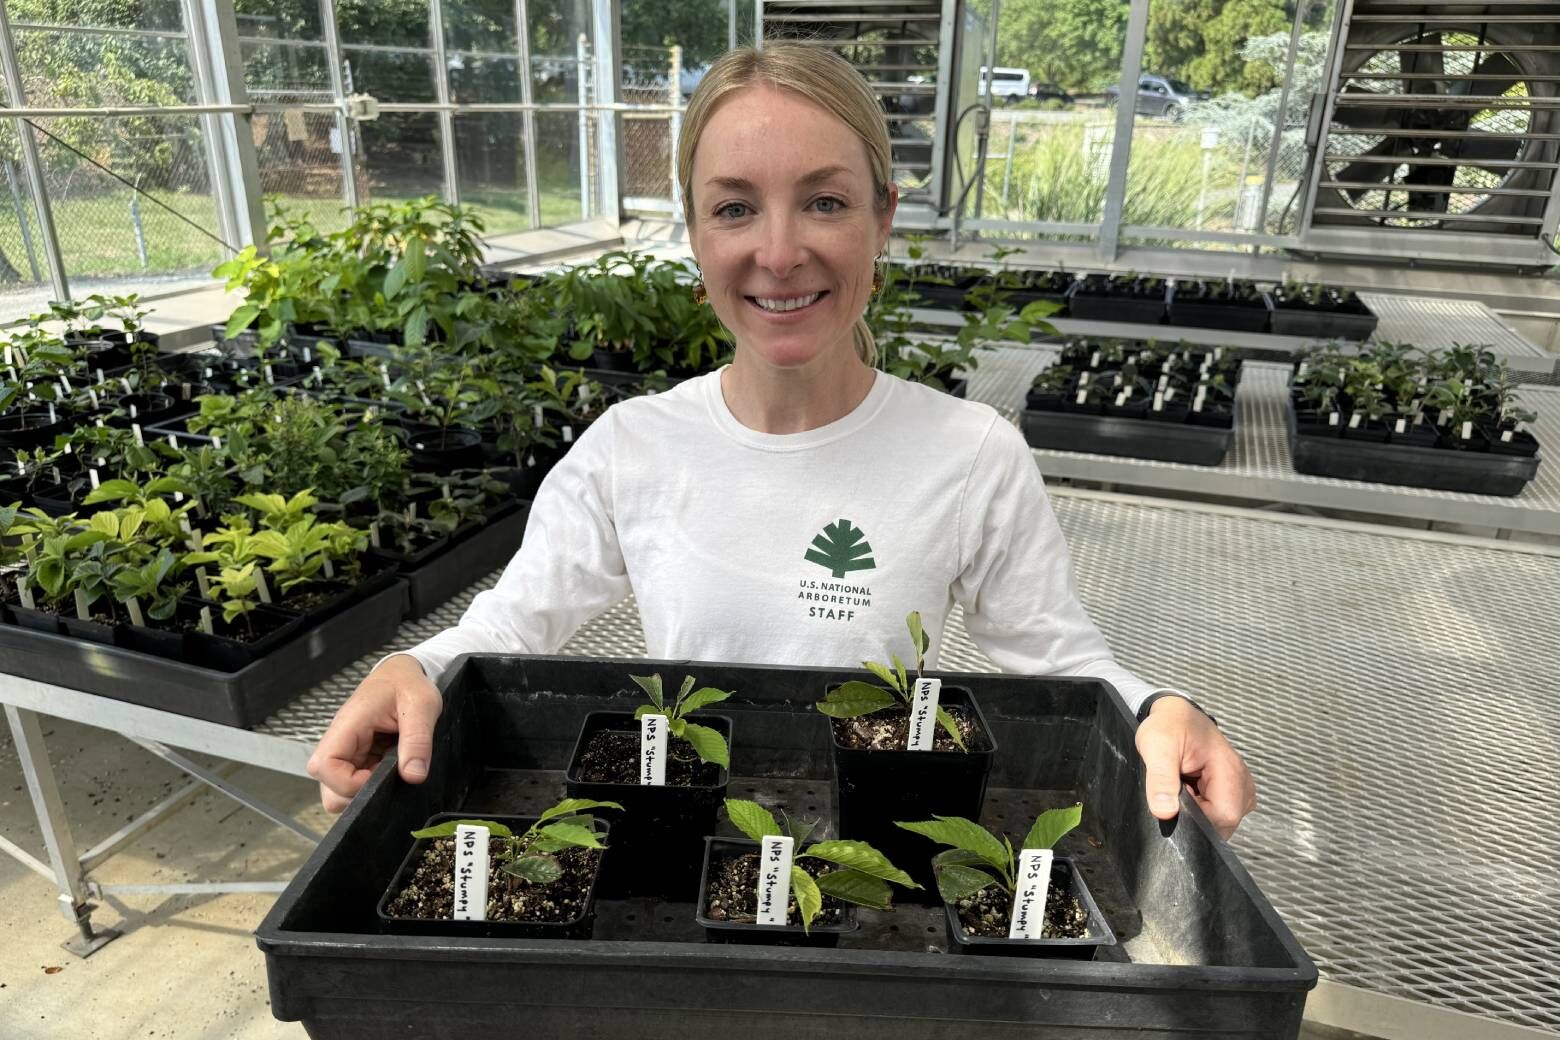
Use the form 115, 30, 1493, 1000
377, 501, 530, 619
1021, 408, 1236, 466
0, 579, 406, 727
257, 655, 1316, 1039
1286, 408, 1540, 496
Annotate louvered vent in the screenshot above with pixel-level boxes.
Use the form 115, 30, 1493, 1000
1312, 0, 1560, 238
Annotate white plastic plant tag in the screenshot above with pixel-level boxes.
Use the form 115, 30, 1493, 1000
1438, 409, 1450, 427
1153, 391, 1164, 412
756, 835, 796, 927
302, 346, 312, 363
131, 423, 143, 445
1348, 412, 1361, 429
1074, 389, 1088, 405
17, 583, 34, 609
2, 344, 10, 366
562, 425, 574, 444
203, 365, 212, 379
452, 824, 490, 922
1008, 848, 1055, 940
532, 405, 544, 428
322, 558, 334, 580
254, 569, 273, 604
126, 597, 145, 628
195, 567, 211, 598
1113, 391, 1126, 407
1395, 418, 1406, 434
368, 522, 381, 549
907, 677, 942, 751
640, 714, 669, 786
120, 378, 133, 395
128, 402, 139, 420
441, 482, 452, 500
1502, 430, 1514, 443
1461, 420, 1473, 440
173, 491, 184, 503
88, 468, 100, 490
1328, 412, 1340, 427
212, 435, 222, 449
73, 589, 91, 621
47, 402, 57, 423
87, 388, 98, 409
380, 367, 392, 389
58, 375, 71, 395
1089, 350, 1100, 368
1157, 374, 1168, 391
169, 433, 179, 449
198, 605, 214, 635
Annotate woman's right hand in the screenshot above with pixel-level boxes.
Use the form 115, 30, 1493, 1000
307, 654, 443, 813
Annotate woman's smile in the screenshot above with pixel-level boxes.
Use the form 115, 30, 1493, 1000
747, 290, 829, 317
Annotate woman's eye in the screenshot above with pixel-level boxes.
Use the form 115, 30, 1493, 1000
716, 202, 750, 220
813, 197, 844, 213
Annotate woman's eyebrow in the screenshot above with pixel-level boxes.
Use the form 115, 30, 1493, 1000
704, 165, 855, 192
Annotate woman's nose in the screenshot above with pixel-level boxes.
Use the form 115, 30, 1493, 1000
755, 212, 807, 278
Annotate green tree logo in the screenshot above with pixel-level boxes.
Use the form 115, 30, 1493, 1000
805, 519, 876, 578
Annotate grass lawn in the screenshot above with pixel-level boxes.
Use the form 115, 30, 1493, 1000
0, 185, 588, 285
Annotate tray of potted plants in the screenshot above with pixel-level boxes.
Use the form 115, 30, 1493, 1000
1068, 273, 1170, 325
1287, 342, 1541, 495
1269, 280, 1378, 340
256, 650, 1316, 1040
1167, 278, 1273, 333
1021, 338, 1242, 466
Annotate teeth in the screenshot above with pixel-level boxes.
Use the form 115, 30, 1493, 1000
754, 292, 821, 313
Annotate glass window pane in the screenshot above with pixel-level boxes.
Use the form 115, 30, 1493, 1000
358, 112, 445, 204
336, 0, 435, 102
528, 0, 593, 103
15, 28, 197, 108
253, 108, 352, 233
533, 111, 592, 224
453, 112, 529, 234
337, 0, 433, 49
242, 39, 334, 101
13, 0, 183, 32
0, 149, 51, 322
32, 115, 223, 293
450, 55, 522, 105
236, 0, 324, 39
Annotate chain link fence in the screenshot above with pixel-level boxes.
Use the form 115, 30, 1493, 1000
621, 43, 682, 215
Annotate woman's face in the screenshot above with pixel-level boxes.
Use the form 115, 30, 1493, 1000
688, 84, 896, 371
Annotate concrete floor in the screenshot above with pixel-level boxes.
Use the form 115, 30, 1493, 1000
1, 717, 1376, 1040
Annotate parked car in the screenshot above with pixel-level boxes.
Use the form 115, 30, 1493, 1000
1027, 82, 1074, 105
1104, 75, 1206, 121
978, 66, 1031, 104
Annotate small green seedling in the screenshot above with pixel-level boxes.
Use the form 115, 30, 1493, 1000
896, 804, 1082, 905
724, 797, 919, 933
631, 673, 733, 769
814, 610, 967, 751
410, 798, 623, 885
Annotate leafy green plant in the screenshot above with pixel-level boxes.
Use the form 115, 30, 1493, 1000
409, 798, 623, 885
814, 611, 968, 751
896, 804, 1082, 905
721, 797, 919, 933
109, 547, 187, 622
630, 673, 733, 769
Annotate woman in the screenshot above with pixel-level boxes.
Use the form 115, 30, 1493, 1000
309, 45, 1256, 838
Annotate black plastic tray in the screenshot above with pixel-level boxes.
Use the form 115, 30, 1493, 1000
1168, 294, 1272, 333
256, 655, 1317, 1039
1286, 408, 1540, 495
381, 501, 530, 619
0, 579, 406, 727
1068, 287, 1168, 326
1021, 408, 1235, 467
1268, 304, 1378, 341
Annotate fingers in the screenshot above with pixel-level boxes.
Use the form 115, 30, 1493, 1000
394, 679, 443, 784
1190, 747, 1257, 840
1135, 713, 1187, 821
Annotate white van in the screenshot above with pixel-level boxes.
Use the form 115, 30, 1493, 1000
978, 67, 1031, 103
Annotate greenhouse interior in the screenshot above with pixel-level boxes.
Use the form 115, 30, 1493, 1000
1, 0, 1558, 1038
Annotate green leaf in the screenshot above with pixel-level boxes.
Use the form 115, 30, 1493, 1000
536, 798, 623, 826
861, 659, 898, 691
535, 821, 603, 850
802, 840, 918, 888
906, 611, 929, 662
383, 258, 408, 300
892, 654, 908, 696
671, 674, 696, 714
634, 703, 670, 721
410, 818, 514, 840
225, 304, 259, 339
630, 673, 664, 710
1022, 803, 1083, 852
502, 853, 563, 884
680, 722, 729, 769
724, 798, 780, 842
935, 705, 968, 753
790, 866, 822, 934
934, 863, 998, 903
815, 868, 893, 910
677, 686, 731, 716
82, 479, 139, 505
895, 816, 1008, 870
404, 305, 429, 347
815, 681, 897, 718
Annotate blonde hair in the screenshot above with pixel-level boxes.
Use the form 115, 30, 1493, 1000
677, 44, 893, 366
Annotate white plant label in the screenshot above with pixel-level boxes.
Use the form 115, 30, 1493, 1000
1395, 418, 1406, 434
58, 375, 71, 395
212, 435, 222, 450
1328, 411, 1340, 427
17, 583, 34, 609
88, 468, 100, 490
168, 433, 179, 449
302, 346, 312, 363
639, 714, 668, 786
46, 402, 57, 423
368, 522, 381, 549
254, 569, 273, 604
907, 677, 942, 751
1074, 389, 1088, 405
1152, 391, 1164, 412
562, 425, 574, 444
532, 405, 544, 428
131, 423, 143, 446
1089, 350, 1100, 368
452, 824, 490, 922
1502, 430, 1514, 443
87, 388, 98, 409
195, 567, 211, 598
120, 378, 133, 396
95, 368, 105, 384
198, 605, 215, 635
756, 835, 796, 927
1348, 412, 1361, 429
126, 596, 145, 628
128, 403, 138, 420
73, 588, 91, 621
1461, 420, 1473, 440
1008, 848, 1055, 940
263, 365, 275, 385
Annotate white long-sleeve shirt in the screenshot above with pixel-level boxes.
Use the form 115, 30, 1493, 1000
404, 368, 1171, 712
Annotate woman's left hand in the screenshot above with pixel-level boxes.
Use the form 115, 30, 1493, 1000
1134, 695, 1256, 839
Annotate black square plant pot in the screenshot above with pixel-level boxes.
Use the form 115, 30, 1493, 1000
695, 836, 859, 948
564, 710, 733, 899
376, 812, 609, 941
7, 602, 64, 635
182, 602, 306, 672
942, 856, 1117, 960
370, 499, 529, 620
829, 684, 995, 899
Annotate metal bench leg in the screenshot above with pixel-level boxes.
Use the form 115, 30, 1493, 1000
4, 705, 121, 956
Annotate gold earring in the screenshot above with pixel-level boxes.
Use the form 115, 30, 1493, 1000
870, 259, 884, 295
692, 280, 708, 305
